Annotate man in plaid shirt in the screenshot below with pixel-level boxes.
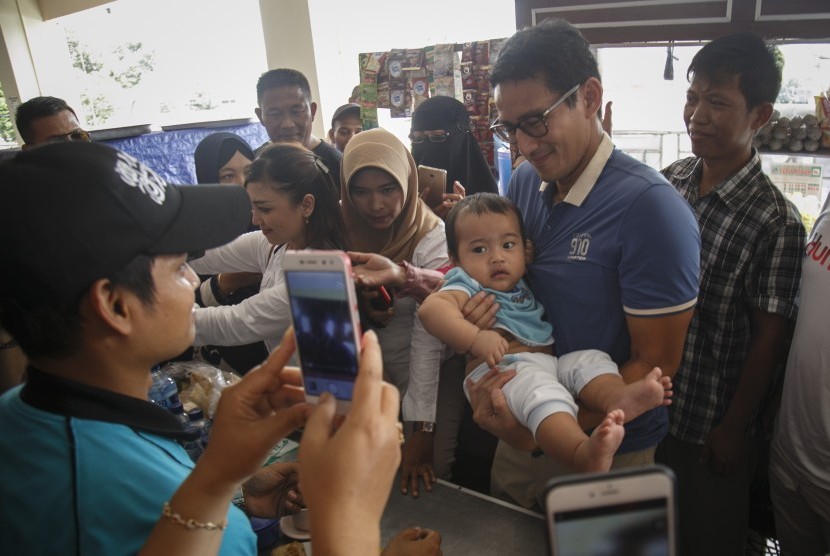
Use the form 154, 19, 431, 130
657, 33, 806, 555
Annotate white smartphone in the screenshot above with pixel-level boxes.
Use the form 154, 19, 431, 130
417, 164, 448, 208
282, 250, 362, 414
544, 466, 677, 556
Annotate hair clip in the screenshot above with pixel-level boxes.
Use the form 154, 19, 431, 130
313, 156, 330, 174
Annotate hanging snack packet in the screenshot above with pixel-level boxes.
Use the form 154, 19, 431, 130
377, 81, 391, 109
461, 63, 477, 90
433, 43, 455, 78
461, 42, 474, 64
463, 89, 479, 116
411, 72, 430, 110
388, 49, 406, 85
390, 89, 407, 118
403, 48, 424, 71
434, 76, 455, 98
425, 45, 435, 94
474, 41, 490, 67
363, 51, 386, 74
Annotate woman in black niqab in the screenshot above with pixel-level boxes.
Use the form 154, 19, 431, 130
410, 96, 498, 196
194, 132, 255, 185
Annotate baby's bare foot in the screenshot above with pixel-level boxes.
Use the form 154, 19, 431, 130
573, 409, 625, 473
612, 367, 671, 423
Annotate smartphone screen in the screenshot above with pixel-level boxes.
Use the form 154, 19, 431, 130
546, 467, 676, 556
552, 498, 670, 555
284, 269, 359, 401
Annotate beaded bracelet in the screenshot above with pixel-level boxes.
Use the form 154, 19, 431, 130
162, 502, 228, 531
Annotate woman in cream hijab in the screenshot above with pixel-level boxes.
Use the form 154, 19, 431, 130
341, 128, 450, 497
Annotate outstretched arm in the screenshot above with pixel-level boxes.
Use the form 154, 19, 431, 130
348, 251, 444, 303
138, 330, 308, 556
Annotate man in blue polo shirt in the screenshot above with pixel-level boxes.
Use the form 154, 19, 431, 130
465, 19, 700, 509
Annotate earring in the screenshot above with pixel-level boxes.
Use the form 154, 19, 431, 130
305, 217, 310, 224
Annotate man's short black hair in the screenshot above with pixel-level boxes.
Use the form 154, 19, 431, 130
256, 68, 312, 105
687, 32, 781, 110
0, 254, 155, 359
490, 19, 600, 106
445, 193, 526, 260
15, 96, 78, 144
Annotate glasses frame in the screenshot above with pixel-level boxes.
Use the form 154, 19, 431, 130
409, 131, 450, 144
490, 83, 581, 144
43, 129, 91, 145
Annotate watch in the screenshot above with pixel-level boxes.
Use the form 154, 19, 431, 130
411, 421, 436, 434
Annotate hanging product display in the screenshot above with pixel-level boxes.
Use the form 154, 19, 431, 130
357, 51, 386, 130
358, 37, 510, 173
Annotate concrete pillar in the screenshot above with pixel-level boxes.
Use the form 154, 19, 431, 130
257, 0, 325, 139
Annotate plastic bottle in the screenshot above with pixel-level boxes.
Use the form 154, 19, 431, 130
172, 403, 203, 462
148, 366, 181, 410
186, 408, 211, 451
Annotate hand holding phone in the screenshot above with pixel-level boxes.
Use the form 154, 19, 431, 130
417, 165, 447, 208
545, 466, 677, 556
283, 250, 362, 414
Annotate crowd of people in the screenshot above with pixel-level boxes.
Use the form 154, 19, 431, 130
1, 17, 828, 556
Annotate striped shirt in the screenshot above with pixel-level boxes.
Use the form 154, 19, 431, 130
662, 151, 805, 444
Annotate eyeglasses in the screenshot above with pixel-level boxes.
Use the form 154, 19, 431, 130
409, 131, 450, 144
43, 129, 91, 145
490, 84, 581, 144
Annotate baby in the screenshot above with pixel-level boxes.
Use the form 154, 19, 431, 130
418, 193, 671, 472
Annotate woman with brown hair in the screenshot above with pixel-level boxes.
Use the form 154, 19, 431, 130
191, 142, 345, 353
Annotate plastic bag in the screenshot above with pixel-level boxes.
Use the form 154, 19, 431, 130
161, 360, 240, 419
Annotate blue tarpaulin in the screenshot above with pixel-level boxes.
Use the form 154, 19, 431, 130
101, 122, 269, 184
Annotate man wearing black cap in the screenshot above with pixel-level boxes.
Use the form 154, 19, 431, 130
0, 142, 261, 554
328, 103, 363, 153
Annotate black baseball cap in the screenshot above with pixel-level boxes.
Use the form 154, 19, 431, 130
331, 103, 361, 128
0, 142, 252, 305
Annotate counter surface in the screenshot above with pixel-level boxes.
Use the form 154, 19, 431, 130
381, 479, 547, 555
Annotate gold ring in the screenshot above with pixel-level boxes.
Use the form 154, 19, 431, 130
396, 422, 405, 445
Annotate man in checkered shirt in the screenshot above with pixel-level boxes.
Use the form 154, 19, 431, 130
656, 32, 806, 556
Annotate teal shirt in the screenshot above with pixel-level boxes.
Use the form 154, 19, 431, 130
0, 372, 256, 555
442, 266, 554, 347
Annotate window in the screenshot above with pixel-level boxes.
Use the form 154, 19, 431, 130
598, 42, 830, 230
55, 0, 267, 129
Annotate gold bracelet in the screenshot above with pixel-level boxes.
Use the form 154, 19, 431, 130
162, 502, 228, 531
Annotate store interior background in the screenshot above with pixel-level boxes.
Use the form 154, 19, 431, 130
1, 0, 828, 223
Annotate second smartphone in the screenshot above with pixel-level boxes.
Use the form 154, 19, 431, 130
545, 465, 677, 556
283, 250, 362, 414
